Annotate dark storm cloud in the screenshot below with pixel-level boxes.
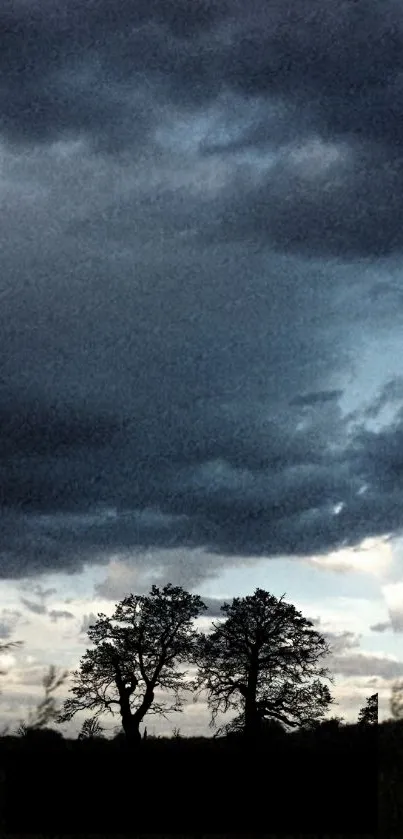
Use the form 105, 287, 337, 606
0, 161, 401, 580
0, 0, 228, 151
3, 0, 403, 148
0, 394, 127, 512
197, 140, 403, 258
367, 281, 403, 306
217, 1, 403, 149
290, 390, 344, 408
361, 377, 403, 421
0, 0, 403, 256
348, 412, 403, 493
0, 397, 123, 458
2, 1, 403, 582
346, 375, 403, 428
1, 373, 351, 514
4, 389, 403, 579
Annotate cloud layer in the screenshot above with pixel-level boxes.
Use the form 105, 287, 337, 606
1, 0, 403, 583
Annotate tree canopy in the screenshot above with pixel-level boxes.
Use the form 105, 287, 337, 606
358, 693, 378, 726
57, 583, 206, 744
192, 588, 334, 740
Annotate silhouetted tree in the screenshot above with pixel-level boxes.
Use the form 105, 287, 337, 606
358, 693, 378, 726
193, 588, 334, 742
57, 583, 206, 746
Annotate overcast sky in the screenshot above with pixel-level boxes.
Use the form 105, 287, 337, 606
1, 0, 403, 736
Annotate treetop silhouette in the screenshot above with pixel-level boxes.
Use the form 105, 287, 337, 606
192, 587, 335, 740
358, 693, 378, 726
57, 583, 207, 744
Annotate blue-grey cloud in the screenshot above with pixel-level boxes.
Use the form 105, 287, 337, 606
1, 1, 403, 257
1, 1, 403, 584
290, 390, 344, 408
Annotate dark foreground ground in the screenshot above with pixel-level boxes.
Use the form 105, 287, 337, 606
0, 725, 381, 836
0, 834, 381, 839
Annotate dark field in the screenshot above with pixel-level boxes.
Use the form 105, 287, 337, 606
0, 724, 380, 836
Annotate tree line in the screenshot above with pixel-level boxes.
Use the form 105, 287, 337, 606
0, 584, 381, 743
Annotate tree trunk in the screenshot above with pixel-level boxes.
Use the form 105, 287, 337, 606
113, 655, 155, 747
132, 686, 155, 730
121, 707, 141, 745
120, 685, 155, 746
244, 697, 260, 743
244, 650, 260, 745
112, 656, 142, 747
117, 677, 141, 746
